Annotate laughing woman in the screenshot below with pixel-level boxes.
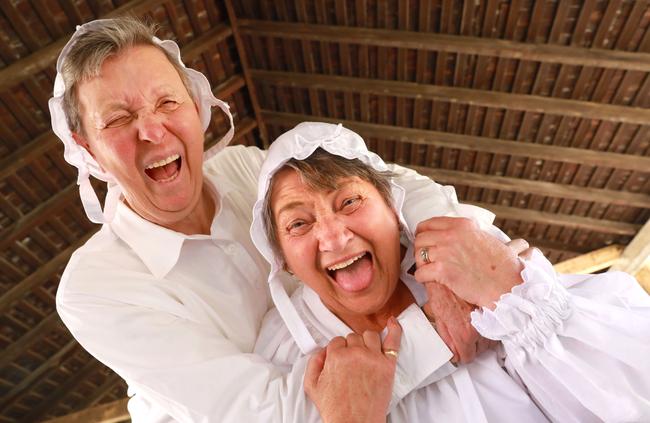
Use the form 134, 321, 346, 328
251, 122, 650, 423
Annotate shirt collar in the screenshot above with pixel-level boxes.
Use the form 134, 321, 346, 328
109, 173, 231, 279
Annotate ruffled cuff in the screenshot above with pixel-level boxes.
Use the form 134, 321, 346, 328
470, 249, 572, 365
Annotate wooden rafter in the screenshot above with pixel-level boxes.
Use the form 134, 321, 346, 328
253, 70, 650, 125
261, 111, 650, 172
412, 167, 650, 209
554, 245, 624, 274
0, 0, 162, 93
42, 398, 129, 423
609, 219, 650, 274
239, 20, 650, 72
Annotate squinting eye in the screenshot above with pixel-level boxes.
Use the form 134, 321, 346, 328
159, 99, 180, 111
105, 115, 132, 128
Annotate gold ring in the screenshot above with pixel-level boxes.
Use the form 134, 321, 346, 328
384, 349, 399, 359
419, 247, 431, 264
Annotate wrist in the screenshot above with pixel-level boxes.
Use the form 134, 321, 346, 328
479, 260, 524, 310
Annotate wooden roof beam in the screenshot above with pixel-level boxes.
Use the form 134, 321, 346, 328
0, 0, 163, 93
609, 219, 650, 274
411, 167, 650, 209
253, 71, 650, 125
42, 398, 129, 423
472, 202, 640, 236
262, 111, 650, 173
553, 245, 624, 274
239, 20, 650, 72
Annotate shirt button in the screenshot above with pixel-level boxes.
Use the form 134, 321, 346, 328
225, 244, 238, 255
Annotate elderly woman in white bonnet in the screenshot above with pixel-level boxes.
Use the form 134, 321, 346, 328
252, 122, 650, 422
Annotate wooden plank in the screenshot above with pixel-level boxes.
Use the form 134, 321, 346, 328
0, 0, 164, 93
635, 265, 650, 293
42, 398, 129, 423
224, 0, 269, 146
471, 202, 640, 236
252, 70, 650, 125
554, 245, 624, 274
0, 312, 62, 370
410, 167, 650, 209
261, 110, 650, 172
0, 232, 94, 316
609, 219, 650, 274
238, 19, 650, 72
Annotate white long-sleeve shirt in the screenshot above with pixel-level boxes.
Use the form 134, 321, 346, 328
255, 249, 650, 422
56, 145, 468, 422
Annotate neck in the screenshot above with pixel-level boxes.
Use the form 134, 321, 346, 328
343, 282, 415, 334
168, 185, 217, 235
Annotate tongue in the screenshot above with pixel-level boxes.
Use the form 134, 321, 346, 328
146, 159, 180, 181
333, 255, 373, 292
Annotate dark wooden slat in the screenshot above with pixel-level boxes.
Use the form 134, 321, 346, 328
0, 312, 62, 370
0, 232, 94, 316
252, 70, 650, 125
261, 110, 650, 172
41, 398, 129, 423
410, 166, 650, 209
472, 202, 640, 236
0, 0, 164, 93
238, 19, 650, 72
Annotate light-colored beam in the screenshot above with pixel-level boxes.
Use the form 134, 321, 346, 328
253, 70, 650, 125
239, 20, 650, 72
261, 111, 650, 173
634, 265, 650, 293
553, 245, 624, 274
609, 219, 650, 274
42, 398, 129, 423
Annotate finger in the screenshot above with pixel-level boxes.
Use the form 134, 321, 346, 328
362, 330, 382, 352
452, 333, 477, 364
381, 316, 403, 355
346, 333, 365, 348
304, 348, 326, 396
326, 336, 346, 354
520, 247, 537, 261
415, 216, 472, 235
506, 238, 529, 255
432, 320, 459, 363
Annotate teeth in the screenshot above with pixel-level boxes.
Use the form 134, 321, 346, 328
328, 253, 365, 271
145, 154, 180, 170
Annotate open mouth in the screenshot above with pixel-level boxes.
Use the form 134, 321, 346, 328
327, 252, 374, 293
144, 154, 181, 182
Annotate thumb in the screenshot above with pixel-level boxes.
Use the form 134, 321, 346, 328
382, 316, 403, 356
304, 348, 326, 396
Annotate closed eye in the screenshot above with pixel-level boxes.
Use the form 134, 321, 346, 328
105, 114, 133, 128
287, 220, 311, 235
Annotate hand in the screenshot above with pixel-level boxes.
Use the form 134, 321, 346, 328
422, 282, 496, 364
304, 318, 402, 423
414, 217, 523, 309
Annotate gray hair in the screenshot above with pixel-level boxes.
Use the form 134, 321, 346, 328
60, 16, 191, 134
262, 148, 395, 256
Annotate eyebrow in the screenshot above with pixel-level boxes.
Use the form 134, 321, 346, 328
275, 200, 307, 220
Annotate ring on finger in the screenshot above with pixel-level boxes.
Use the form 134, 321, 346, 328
419, 247, 431, 264
384, 349, 399, 359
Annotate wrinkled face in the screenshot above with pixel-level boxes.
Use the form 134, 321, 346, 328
73, 45, 205, 228
271, 168, 402, 319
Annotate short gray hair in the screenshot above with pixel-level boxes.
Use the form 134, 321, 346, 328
60, 16, 191, 134
262, 148, 395, 256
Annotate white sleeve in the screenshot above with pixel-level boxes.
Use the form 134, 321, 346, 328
471, 249, 650, 423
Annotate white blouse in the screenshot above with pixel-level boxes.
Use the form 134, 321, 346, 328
254, 249, 650, 422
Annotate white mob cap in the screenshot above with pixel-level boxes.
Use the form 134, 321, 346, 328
48, 19, 234, 224
250, 122, 495, 354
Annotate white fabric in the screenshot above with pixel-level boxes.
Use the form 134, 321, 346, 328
249, 122, 495, 354
56, 144, 478, 422
254, 249, 650, 422
48, 19, 234, 224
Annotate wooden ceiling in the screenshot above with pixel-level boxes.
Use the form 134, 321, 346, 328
0, 0, 648, 421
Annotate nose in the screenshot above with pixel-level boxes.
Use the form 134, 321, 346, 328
315, 215, 353, 252
136, 111, 166, 144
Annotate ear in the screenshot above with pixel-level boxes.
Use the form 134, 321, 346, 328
71, 132, 96, 159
